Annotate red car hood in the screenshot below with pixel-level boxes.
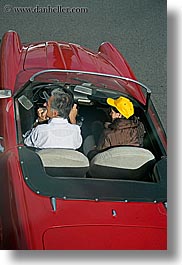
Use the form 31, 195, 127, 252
1, 31, 141, 97
15, 40, 138, 90
23, 41, 122, 74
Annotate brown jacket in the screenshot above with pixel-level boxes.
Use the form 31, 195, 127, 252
97, 117, 145, 151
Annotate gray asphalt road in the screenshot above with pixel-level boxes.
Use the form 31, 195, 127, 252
0, 0, 167, 131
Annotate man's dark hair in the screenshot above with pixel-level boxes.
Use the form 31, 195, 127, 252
50, 88, 74, 118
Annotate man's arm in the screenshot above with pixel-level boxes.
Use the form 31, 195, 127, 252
24, 127, 38, 147
69, 104, 78, 124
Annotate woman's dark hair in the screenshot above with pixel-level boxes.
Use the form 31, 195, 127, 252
110, 107, 134, 120
110, 106, 120, 114
50, 88, 74, 118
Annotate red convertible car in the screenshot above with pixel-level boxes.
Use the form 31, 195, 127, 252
0, 31, 167, 250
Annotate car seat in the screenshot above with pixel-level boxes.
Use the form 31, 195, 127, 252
37, 149, 89, 178
88, 146, 155, 180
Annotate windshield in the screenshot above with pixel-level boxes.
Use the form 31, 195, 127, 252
29, 70, 150, 106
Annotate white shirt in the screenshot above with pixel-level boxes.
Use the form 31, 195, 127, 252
24, 118, 82, 149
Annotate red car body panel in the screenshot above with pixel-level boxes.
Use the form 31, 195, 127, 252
0, 31, 167, 250
0, 159, 167, 250
1, 31, 145, 102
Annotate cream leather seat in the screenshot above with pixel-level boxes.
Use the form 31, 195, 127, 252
37, 149, 89, 178
89, 146, 155, 180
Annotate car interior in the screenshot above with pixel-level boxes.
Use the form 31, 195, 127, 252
15, 80, 167, 186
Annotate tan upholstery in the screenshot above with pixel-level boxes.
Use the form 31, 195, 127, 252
37, 149, 89, 177
89, 146, 155, 180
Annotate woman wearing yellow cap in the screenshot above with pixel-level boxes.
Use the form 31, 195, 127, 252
83, 96, 145, 159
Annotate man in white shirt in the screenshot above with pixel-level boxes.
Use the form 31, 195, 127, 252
24, 88, 82, 149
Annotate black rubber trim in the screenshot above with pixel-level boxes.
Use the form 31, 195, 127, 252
18, 146, 167, 202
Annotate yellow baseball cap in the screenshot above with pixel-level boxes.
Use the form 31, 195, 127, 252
107, 96, 134, 119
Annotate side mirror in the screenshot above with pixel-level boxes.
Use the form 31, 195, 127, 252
0, 136, 4, 153
0, 90, 12, 99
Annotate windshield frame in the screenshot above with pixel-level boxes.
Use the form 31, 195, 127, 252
29, 69, 151, 110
